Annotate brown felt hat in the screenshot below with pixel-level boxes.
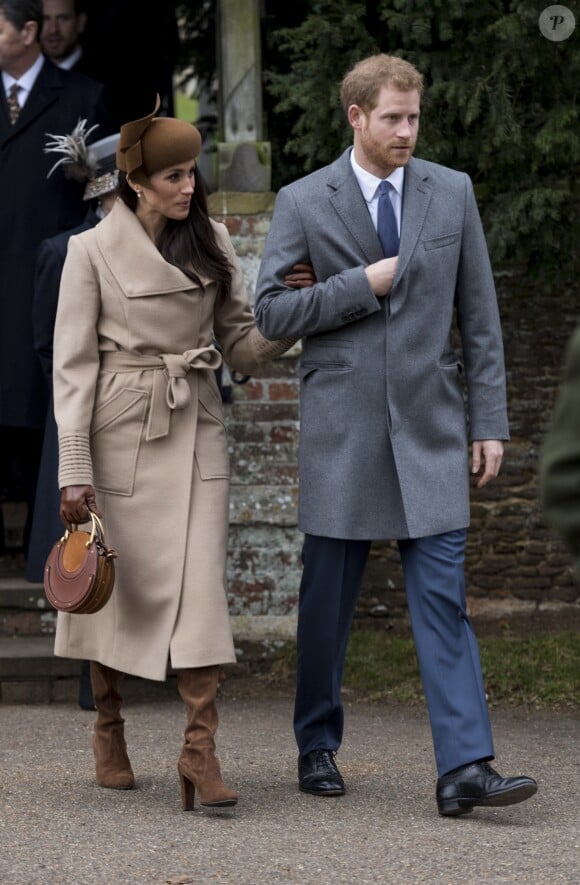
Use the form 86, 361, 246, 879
116, 95, 202, 186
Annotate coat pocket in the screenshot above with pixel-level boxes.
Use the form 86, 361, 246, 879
91, 388, 148, 495
195, 378, 230, 480
300, 338, 353, 382
423, 232, 460, 250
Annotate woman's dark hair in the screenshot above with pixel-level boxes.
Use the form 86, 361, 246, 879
117, 169, 232, 299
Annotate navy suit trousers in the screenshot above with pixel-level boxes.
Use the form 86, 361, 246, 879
293, 531, 494, 776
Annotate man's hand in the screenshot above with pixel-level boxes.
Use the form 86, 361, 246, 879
284, 263, 316, 289
365, 256, 398, 297
471, 440, 504, 488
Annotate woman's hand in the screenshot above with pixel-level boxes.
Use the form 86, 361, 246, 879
60, 485, 102, 530
284, 263, 317, 289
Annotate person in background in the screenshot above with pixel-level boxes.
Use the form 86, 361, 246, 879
26, 125, 120, 711
40, 0, 87, 71
0, 0, 113, 562
51, 96, 298, 810
254, 53, 538, 817
539, 326, 580, 584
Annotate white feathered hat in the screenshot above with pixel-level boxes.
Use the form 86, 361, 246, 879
44, 121, 120, 200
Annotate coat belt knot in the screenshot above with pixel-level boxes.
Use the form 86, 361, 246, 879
100, 346, 222, 441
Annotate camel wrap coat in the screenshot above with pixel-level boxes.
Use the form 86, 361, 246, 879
52, 199, 294, 680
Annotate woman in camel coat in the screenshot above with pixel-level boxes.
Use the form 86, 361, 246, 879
52, 98, 295, 810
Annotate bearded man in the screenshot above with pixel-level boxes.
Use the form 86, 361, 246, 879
254, 53, 537, 817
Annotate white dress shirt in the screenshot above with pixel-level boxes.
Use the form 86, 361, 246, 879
2, 54, 44, 110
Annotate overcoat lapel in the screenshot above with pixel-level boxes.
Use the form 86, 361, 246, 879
0, 90, 10, 132
326, 150, 384, 265
1, 61, 59, 145
96, 199, 204, 297
394, 159, 433, 286
325, 151, 434, 276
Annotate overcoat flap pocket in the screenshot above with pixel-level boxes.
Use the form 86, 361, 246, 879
300, 338, 353, 381
92, 388, 148, 496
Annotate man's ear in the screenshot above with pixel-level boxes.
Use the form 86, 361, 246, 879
347, 104, 364, 131
23, 20, 39, 46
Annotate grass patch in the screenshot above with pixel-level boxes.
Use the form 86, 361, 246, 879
339, 630, 580, 709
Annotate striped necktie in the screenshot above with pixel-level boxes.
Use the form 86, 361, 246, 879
377, 180, 399, 257
7, 83, 21, 125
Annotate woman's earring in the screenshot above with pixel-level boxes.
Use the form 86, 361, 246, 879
136, 190, 142, 199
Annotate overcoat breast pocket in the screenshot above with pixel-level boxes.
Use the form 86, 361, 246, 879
91, 388, 148, 495
422, 232, 460, 251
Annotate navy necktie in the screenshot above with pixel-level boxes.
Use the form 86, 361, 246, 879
377, 180, 399, 257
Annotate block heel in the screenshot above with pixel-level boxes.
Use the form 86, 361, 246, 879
179, 770, 196, 811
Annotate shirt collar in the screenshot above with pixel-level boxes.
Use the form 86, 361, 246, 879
3, 54, 44, 97
350, 148, 405, 203
57, 46, 83, 71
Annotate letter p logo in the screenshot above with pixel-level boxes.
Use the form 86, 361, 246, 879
539, 5, 576, 41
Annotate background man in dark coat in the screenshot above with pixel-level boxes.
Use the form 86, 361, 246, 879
40, 0, 89, 73
0, 0, 112, 557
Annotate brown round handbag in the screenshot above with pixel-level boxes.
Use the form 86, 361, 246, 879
43, 512, 117, 614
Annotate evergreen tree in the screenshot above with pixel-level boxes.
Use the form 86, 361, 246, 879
264, 0, 579, 286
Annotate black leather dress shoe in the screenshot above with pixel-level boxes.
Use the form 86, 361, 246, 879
437, 761, 538, 816
298, 749, 345, 796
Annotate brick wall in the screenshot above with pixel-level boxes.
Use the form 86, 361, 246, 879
214, 209, 579, 625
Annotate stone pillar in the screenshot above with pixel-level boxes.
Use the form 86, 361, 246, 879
209, 0, 273, 213
206, 1, 301, 646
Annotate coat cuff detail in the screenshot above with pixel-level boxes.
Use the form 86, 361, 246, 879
250, 328, 299, 362
58, 433, 94, 488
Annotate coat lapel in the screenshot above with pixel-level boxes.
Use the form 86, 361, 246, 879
0, 89, 10, 133
327, 149, 383, 265
1, 60, 59, 145
394, 158, 433, 286
96, 199, 202, 296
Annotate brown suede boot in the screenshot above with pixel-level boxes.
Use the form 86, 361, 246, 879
90, 661, 135, 790
176, 666, 238, 810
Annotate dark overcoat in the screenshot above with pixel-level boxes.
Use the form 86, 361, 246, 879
254, 151, 509, 540
25, 209, 99, 582
0, 58, 112, 428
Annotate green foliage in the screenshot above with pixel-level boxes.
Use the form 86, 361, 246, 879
263, 0, 378, 183
264, 0, 580, 288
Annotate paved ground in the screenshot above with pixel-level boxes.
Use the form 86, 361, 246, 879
1, 689, 578, 884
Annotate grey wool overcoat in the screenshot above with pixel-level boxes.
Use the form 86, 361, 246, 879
254, 150, 509, 540
52, 199, 293, 681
